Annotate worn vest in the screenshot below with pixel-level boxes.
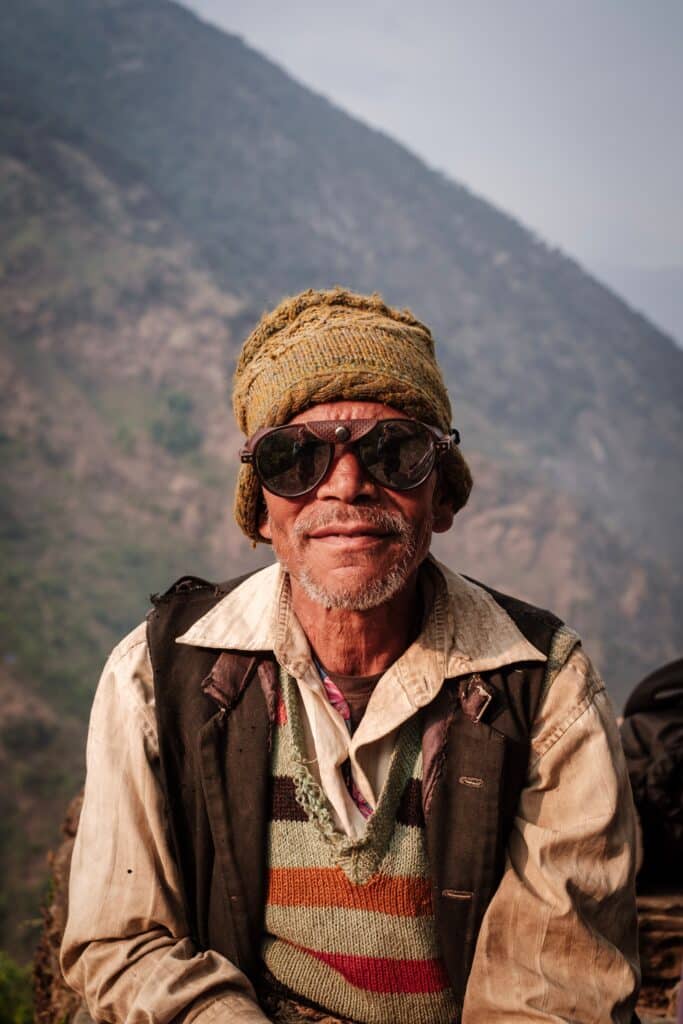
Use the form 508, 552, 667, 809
146, 572, 562, 1016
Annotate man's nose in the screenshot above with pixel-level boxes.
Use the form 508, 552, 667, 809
315, 447, 378, 503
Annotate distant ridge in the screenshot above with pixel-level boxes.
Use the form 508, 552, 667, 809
596, 264, 683, 348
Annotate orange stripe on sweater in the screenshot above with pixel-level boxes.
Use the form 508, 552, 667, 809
267, 867, 433, 916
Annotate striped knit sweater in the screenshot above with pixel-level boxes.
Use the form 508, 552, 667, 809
261, 670, 457, 1024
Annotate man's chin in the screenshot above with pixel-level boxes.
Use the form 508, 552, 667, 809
295, 563, 414, 611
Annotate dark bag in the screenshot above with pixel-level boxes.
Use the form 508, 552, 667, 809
620, 658, 683, 888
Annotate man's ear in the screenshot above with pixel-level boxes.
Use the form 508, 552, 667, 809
257, 497, 272, 540
432, 479, 454, 534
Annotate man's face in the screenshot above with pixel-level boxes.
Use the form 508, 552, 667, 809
258, 400, 453, 610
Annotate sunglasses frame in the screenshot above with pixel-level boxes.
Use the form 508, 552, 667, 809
239, 418, 460, 498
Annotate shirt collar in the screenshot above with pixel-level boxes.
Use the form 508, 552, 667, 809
176, 557, 546, 676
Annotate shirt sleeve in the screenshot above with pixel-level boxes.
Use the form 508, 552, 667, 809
60, 623, 271, 1024
463, 641, 641, 1023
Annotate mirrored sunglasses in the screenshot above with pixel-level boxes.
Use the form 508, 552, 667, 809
240, 418, 461, 498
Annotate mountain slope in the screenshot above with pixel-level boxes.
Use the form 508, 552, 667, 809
2, 0, 682, 568
0, 99, 264, 955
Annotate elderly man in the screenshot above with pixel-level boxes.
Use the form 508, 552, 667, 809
62, 289, 640, 1023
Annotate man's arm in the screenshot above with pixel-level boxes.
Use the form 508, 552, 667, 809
463, 639, 640, 1023
60, 623, 270, 1024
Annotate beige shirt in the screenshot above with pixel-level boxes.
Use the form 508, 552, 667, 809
61, 559, 640, 1023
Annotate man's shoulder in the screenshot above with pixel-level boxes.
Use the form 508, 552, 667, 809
149, 572, 253, 606
101, 576, 246, 665
464, 575, 564, 651
95, 621, 156, 723
146, 570, 256, 637
457, 574, 583, 688
432, 559, 566, 659
106, 619, 149, 670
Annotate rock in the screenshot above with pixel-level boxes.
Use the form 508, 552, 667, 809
33, 794, 87, 1024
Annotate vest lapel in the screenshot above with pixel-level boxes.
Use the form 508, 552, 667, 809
198, 652, 276, 975
423, 683, 508, 1010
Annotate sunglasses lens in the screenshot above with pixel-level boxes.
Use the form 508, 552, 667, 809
255, 428, 330, 496
251, 419, 438, 496
359, 421, 435, 489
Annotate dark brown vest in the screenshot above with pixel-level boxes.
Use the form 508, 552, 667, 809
146, 572, 563, 1015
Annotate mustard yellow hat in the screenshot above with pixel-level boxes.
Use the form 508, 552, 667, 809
232, 287, 472, 542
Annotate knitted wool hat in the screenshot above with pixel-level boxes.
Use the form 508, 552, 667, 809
232, 287, 472, 542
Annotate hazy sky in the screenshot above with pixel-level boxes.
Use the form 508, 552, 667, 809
186, 1, 683, 337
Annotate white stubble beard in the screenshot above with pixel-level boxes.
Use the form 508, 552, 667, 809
273, 507, 433, 611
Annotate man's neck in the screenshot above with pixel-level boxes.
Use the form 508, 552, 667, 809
289, 571, 422, 676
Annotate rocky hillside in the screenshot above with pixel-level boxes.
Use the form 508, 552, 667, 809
0, 99, 264, 956
3, 0, 682, 568
1, 0, 681, 961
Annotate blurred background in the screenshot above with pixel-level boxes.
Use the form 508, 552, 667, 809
1, 0, 681, 994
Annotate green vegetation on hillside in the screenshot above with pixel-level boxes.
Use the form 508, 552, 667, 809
0, 953, 32, 1024
151, 391, 203, 455
0, 103, 256, 957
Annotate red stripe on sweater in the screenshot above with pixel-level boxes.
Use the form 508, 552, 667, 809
297, 946, 450, 994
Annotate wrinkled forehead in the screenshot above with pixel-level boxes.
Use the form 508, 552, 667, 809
287, 399, 412, 426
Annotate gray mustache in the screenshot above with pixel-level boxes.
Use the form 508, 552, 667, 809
294, 507, 409, 539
